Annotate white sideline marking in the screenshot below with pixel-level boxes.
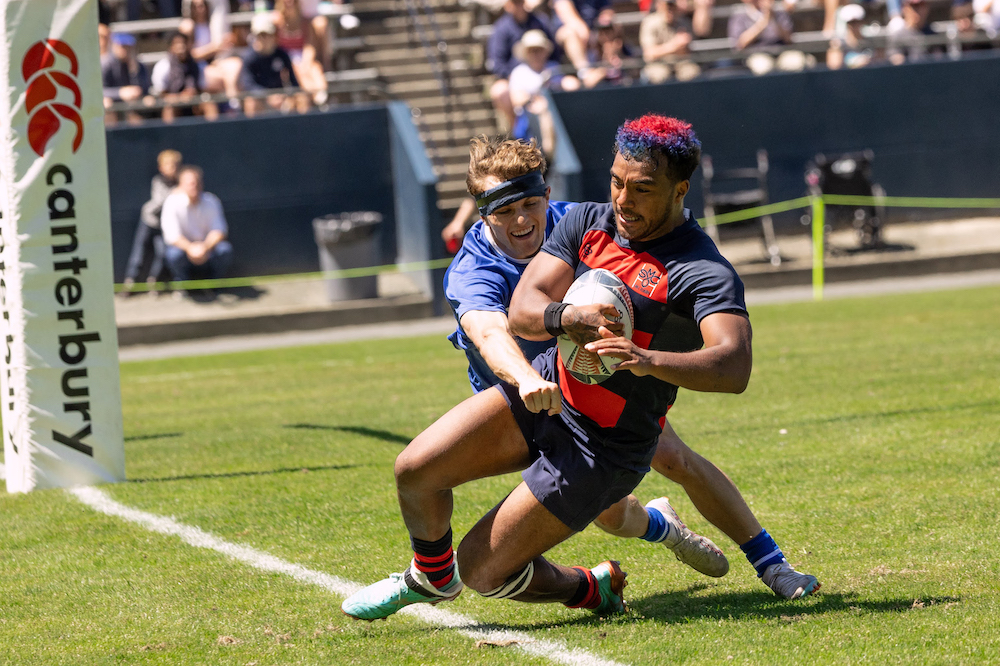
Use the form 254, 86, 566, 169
69, 486, 628, 666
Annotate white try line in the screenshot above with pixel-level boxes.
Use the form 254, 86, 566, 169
68, 486, 628, 666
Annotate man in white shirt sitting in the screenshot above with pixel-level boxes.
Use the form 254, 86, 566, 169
160, 165, 233, 298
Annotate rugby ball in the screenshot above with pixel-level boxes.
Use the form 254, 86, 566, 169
557, 268, 634, 385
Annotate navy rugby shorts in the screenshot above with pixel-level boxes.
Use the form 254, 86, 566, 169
498, 381, 652, 532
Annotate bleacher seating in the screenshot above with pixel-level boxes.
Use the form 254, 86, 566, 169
104, 0, 998, 221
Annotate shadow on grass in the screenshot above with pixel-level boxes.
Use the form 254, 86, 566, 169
629, 586, 963, 623
696, 399, 1000, 438
284, 423, 412, 446
127, 462, 366, 484
478, 586, 962, 632
124, 432, 183, 442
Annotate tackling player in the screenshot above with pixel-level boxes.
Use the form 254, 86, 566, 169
443, 136, 727, 576
341, 120, 818, 622
446, 134, 819, 599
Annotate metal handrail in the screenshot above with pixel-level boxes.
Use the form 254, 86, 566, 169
104, 77, 389, 116
108, 5, 356, 35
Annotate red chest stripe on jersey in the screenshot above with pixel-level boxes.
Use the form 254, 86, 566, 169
578, 230, 669, 304
632, 330, 653, 349
556, 361, 626, 429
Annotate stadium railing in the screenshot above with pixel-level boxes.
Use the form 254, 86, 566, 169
104, 69, 388, 118
108, 4, 356, 36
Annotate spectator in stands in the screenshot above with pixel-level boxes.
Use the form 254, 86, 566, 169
273, 0, 330, 105
182, 0, 227, 38
688, 0, 716, 37
297, 0, 332, 70
826, 4, 875, 68
640, 0, 701, 83
486, 0, 562, 130
585, 11, 639, 86
507, 30, 576, 154
635, 0, 714, 34
886, 0, 937, 63
241, 13, 311, 115
122, 149, 183, 297
151, 31, 219, 122
180, 0, 254, 109
161, 165, 234, 300
98, 22, 112, 66
550, 0, 613, 85
728, 0, 812, 74
951, 1, 995, 49
102, 33, 154, 125
179, 0, 229, 68
203, 20, 253, 109
509, 30, 579, 102
972, 0, 1000, 36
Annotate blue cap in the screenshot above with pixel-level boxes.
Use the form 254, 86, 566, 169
111, 33, 137, 47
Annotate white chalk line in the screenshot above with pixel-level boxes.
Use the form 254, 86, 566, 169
67, 485, 628, 666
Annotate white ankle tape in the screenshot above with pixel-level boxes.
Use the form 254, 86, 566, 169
480, 561, 534, 600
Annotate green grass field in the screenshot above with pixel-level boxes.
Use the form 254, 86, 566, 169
2, 285, 999, 665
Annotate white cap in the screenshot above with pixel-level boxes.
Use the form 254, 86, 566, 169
838, 4, 866, 22
251, 13, 276, 34
513, 29, 554, 62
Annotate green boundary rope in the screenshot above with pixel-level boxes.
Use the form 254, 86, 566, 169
120, 195, 1000, 299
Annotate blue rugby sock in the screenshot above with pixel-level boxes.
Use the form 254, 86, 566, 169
740, 529, 786, 577
640, 505, 670, 543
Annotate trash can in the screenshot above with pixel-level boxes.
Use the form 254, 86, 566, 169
312, 211, 383, 302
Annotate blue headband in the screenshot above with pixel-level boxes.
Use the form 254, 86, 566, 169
475, 171, 547, 217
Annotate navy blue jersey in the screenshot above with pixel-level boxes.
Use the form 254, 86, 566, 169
445, 201, 578, 393
539, 201, 748, 454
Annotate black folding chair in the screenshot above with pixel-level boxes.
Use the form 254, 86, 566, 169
702, 149, 782, 266
803, 150, 886, 250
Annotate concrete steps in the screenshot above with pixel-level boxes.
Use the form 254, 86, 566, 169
347, 0, 501, 220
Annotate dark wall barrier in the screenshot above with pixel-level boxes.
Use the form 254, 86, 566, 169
388, 102, 446, 314
106, 105, 397, 281
552, 53, 1000, 228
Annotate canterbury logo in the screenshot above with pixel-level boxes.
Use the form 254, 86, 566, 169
22, 39, 83, 156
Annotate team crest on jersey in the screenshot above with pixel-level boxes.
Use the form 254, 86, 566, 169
631, 265, 662, 298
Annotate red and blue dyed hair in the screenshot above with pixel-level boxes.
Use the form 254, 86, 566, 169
614, 115, 701, 182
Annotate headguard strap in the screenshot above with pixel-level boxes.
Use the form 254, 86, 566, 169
475, 171, 547, 217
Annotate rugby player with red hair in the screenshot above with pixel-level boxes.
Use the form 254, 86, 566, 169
342, 116, 819, 622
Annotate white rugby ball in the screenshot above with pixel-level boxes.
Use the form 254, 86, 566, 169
557, 268, 634, 385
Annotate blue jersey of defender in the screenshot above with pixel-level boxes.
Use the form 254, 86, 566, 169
444, 200, 577, 393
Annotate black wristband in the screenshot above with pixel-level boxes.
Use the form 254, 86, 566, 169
543, 302, 569, 337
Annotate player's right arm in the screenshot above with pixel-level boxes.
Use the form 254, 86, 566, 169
509, 252, 622, 345
461, 310, 561, 415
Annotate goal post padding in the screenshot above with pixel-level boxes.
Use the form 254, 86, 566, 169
0, 0, 124, 492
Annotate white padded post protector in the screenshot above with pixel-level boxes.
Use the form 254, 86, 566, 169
0, 0, 125, 492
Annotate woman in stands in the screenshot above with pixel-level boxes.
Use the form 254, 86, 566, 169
179, 0, 243, 104
273, 0, 330, 105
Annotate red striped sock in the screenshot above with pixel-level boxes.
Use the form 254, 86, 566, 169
564, 566, 600, 609
413, 547, 456, 590
411, 529, 456, 590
